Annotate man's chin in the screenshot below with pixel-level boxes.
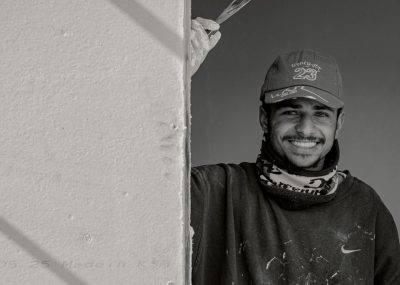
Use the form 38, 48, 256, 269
286, 154, 323, 170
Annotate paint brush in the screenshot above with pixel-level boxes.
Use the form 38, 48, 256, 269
208, 0, 254, 36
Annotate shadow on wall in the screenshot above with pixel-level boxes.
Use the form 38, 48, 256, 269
0, 2, 187, 285
108, 0, 183, 58
0, 217, 89, 285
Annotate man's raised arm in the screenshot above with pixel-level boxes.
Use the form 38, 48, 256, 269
190, 17, 221, 76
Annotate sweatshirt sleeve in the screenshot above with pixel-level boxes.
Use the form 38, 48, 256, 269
374, 202, 400, 284
190, 165, 229, 276
190, 166, 207, 272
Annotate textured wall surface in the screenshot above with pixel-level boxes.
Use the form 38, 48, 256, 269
0, 0, 189, 284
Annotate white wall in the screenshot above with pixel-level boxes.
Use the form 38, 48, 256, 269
0, 0, 190, 284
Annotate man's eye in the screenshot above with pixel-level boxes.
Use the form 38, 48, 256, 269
315, 112, 329, 117
282, 110, 298, 115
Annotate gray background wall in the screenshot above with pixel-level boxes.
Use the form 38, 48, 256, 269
191, 0, 400, 229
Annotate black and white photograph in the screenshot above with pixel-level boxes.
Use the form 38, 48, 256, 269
0, 0, 399, 284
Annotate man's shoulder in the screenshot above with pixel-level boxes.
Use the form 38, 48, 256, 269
343, 171, 386, 206
191, 162, 255, 175
191, 162, 257, 186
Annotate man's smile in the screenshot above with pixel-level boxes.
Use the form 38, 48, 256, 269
285, 137, 324, 149
289, 140, 318, 148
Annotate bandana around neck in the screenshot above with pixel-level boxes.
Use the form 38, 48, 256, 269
256, 134, 342, 196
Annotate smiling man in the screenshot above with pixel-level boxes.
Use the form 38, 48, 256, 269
262, 99, 340, 170
190, 20, 400, 285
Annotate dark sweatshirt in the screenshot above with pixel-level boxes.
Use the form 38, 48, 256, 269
191, 163, 400, 285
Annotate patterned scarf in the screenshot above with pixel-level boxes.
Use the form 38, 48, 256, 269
256, 134, 342, 196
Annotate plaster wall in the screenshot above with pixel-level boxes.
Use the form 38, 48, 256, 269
0, 0, 189, 284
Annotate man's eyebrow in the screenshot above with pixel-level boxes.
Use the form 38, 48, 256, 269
274, 101, 335, 112
313, 105, 334, 112
275, 102, 301, 109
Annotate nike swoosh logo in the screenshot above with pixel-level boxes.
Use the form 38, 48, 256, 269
341, 245, 361, 254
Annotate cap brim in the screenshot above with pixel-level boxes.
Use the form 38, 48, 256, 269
262, 85, 344, 109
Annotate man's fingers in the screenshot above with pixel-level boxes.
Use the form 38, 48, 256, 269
190, 17, 221, 76
191, 19, 211, 51
191, 18, 221, 52
195, 17, 220, 32
191, 18, 205, 31
209, 31, 221, 50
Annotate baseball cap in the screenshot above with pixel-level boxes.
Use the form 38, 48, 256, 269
260, 50, 344, 109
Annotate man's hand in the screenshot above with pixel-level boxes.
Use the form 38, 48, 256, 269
190, 17, 221, 76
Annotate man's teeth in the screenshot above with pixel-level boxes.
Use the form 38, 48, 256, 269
291, 140, 317, 148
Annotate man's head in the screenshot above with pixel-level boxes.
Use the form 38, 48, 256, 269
259, 50, 345, 170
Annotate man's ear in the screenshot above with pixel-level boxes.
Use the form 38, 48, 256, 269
335, 109, 345, 138
259, 105, 269, 133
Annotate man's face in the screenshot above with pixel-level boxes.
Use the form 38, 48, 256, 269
259, 98, 344, 170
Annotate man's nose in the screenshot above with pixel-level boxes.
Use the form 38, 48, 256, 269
295, 115, 315, 136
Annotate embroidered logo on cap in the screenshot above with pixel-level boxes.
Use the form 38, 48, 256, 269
291, 61, 322, 81
270, 86, 300, 99
269, 86, 329, 103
